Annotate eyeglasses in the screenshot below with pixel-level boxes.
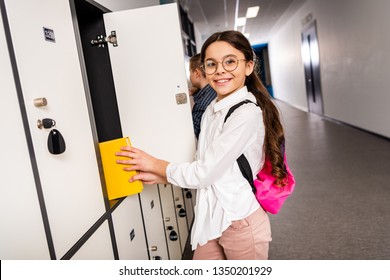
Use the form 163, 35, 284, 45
202, 56, 247, 75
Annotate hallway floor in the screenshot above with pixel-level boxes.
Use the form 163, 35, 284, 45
269, 100, 390, 259
183, 100, 390, 260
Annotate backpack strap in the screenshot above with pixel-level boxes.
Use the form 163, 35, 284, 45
224, 99, 255, 123
237, 154, 256, 193
224, 99, 258, 193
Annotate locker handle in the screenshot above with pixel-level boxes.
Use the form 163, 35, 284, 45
34, 97, 47, 107
149, 246, 157, 251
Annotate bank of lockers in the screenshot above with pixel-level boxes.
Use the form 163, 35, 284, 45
0, 0, 196, 259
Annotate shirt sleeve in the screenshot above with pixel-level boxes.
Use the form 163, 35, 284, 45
166, 103, 263, 189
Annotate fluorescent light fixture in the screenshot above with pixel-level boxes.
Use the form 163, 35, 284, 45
246, 6, 260, 18
235, 17, 247, 26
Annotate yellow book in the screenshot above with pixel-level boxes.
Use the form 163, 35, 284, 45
99, 137, 143, 200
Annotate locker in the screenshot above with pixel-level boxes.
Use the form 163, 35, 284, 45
139, 185, 168, 260
172, 185, 189, 252
110, 196, 149, 260
0, 7, 50, 259
72, 0, 196, 259
1, 0, 109, 259
103, 2, 196, 259
183, 188, 195, 230
102, 4, 196, 163
1, 0, 196, 259
70, 221, 114, 260
158, 184, 182, 259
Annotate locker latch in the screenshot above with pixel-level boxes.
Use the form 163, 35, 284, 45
90, 31, 118, 47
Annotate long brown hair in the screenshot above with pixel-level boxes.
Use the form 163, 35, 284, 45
200, 30, 287, 185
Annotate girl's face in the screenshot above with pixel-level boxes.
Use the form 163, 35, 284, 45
204, 41, 254, 101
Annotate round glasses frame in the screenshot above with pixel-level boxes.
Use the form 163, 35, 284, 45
201, 57, 247, 75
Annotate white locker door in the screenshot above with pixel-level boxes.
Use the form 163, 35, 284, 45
183, 188, 195, 230
172, 185, 189, 252
4, 0, 107, 258
158, 184, 182, 260
103, 3, 196, 162
139, 185, 168, 260
0, 9, 49, 259
71, 221, 113, 260
110, 196, 149, 260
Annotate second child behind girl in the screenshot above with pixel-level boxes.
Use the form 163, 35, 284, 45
116, 30, 286, 260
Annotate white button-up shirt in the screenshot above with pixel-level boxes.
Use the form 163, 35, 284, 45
167, 86, 265, 250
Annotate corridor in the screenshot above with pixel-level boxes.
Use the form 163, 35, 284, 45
268, 101, 390, 259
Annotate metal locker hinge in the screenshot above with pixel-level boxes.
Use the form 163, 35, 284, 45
91, 31, 118, 48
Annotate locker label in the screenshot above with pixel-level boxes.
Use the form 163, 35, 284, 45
130, 229, 135, 241
43, 27, 55, 43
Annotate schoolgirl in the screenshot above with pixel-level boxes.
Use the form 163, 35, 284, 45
116, 30, 286, 260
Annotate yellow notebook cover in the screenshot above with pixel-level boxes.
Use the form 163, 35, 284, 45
99, 137, 143, 200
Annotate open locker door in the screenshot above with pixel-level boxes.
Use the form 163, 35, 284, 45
103, 3, 196, 259
103, 3, 196, 162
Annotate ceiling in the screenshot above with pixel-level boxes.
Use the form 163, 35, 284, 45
179, 0, 307, 46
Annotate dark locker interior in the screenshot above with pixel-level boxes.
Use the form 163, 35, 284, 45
73, 0, 122, 142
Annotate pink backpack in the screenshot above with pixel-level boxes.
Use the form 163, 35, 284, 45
225, 100, 296, 214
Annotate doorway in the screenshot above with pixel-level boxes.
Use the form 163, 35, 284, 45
301, 20, 323, 115
253, 43, 273, 98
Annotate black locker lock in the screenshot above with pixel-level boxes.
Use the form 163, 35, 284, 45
169, 230, 178, 241
178, 208, 186, 218
48, 129, 66, 155
186, 191, 192, 199
37, 118, 66, 155
37, 118, 56, 129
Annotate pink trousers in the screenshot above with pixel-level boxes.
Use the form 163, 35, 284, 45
192, 207, 272, 260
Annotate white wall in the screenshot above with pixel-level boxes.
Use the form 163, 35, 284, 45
269, 0, 390, 138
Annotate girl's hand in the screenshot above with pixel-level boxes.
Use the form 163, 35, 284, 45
116, 146, 156, 173
116, 146, 170, 181
130, 171, 168, 185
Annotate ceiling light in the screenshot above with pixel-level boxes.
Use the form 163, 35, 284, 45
235, 17, 247, 27
246, 6, 260, 18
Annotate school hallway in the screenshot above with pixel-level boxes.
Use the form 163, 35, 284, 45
182, 100, 390, 260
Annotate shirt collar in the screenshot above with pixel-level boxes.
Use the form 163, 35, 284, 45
213, 86, 249, 113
